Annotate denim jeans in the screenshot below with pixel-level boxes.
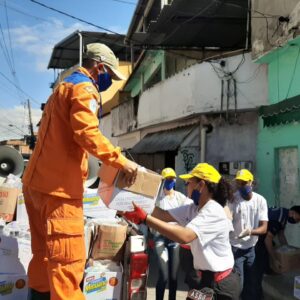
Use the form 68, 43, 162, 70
154, 234, 180, 300
253, 236, 270, 300
232, 246, 256, 300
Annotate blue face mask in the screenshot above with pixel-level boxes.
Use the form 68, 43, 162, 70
164, 179, 176, 191
288, 217, 296, 224
239, 185, 252, 199
97, 72, 112, 92
191, 189, 201, 206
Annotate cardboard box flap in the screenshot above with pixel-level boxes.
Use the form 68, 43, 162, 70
116, 170, 162, 198
0, 187, 20, 215
98, 164, 119, 185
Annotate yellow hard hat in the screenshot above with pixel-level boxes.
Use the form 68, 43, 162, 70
161, 168, 177, 179
179, 163, 221, 184
235, 169, 254, 182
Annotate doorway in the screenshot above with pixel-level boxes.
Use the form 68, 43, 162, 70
276, 147, 300, 246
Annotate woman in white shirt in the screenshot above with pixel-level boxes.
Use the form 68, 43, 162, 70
153, 167, 192, 300
124, 163, 240, 300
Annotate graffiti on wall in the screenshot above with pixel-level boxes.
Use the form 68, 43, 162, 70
180, 148, 196, 172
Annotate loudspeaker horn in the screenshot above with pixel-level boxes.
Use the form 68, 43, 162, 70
0, 145, 24, 179
85, 155, 100, 188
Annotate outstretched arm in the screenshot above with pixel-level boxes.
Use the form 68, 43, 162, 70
151, 206, 177, 222
146, 214, 197, 244
124, 202, 197, 244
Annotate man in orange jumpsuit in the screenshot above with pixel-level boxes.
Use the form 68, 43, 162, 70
22, 43, 138, 300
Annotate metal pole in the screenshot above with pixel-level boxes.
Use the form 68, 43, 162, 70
78, 31, 83, 67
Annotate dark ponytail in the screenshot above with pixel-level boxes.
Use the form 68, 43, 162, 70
206, 177, 233, 207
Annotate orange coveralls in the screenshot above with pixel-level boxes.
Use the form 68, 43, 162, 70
22, 67, 127, 300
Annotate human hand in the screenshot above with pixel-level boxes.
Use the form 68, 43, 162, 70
238, 228, 252, 239
124, 202, 147, 224
122, 160, 138, 186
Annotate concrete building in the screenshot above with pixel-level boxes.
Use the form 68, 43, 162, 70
98, 0, 270, 194
253, 0, 300, 248
111, 50, 268, 192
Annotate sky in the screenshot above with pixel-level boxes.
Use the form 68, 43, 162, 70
0, 0, 138, 141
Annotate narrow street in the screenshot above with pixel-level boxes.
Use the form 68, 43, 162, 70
147, 250, 189, 300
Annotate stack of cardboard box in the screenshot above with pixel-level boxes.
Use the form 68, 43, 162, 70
270, 245, 300, 273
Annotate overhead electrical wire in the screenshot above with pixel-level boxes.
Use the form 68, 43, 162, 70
0, 23, 14, 75
2, 0, 25, 104
0, 1, 50, 23
0, 126, 24, 138
0, 71, 40, 106
110, 0, 136, 5
0, 98, 28, 135
4, 0, 15, 73
30, 0, 123, 35
0, 114, 27, 135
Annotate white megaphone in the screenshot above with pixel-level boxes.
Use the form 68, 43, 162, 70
0, 145, 25, 180
85, 155, 100, 188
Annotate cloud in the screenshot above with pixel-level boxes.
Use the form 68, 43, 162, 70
0, 105, 42, 141
9, 18, 94, 72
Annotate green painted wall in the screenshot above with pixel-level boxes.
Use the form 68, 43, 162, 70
256, 120, 300, 205
125, 50, 165, 98
256, 36, 300, 205
268, 45, 300, 103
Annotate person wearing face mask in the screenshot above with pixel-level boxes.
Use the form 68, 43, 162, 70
123, 163, 240, 300
22, 43, 138, 300
152, 167, 192, 300
254, 205, 300, 299
228, 169, 268, 300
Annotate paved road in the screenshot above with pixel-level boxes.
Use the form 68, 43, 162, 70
146, 250, 189, 300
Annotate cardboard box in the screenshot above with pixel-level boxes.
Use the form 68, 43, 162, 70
0, 274, 28, 300
0, 187, 21, 222
16, 194, 28, 224
295, 276, 300, 300
0, 235, 26, 274
83, 262, 123, 300
83, 189, 116, 220
98, 164, 162, 213
91, 222, 127, 261
270, 245, 300, 273
17, 238, 32, 273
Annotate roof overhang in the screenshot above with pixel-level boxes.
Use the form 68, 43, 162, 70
126, 0, 249, 50
259, 95, 300, 127
48, 31, 140, 69
131, 125, 196, 154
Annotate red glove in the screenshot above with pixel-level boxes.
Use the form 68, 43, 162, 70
124, 202, 147, 224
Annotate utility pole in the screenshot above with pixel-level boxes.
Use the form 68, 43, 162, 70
27, 99, 36, 150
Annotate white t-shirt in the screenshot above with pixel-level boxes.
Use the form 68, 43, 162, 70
156, 190, 193, 210
169, 200, 234, 272
155, 190, 193, 227
228, 191, 268, 249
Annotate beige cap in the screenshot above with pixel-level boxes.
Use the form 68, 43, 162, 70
83, 43, 126, 81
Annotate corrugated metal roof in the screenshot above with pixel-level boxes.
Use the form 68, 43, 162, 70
126, 0, 249, 49
48, 31, 140, 69
259, 95, 300, 127
131, 125, 196, 154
